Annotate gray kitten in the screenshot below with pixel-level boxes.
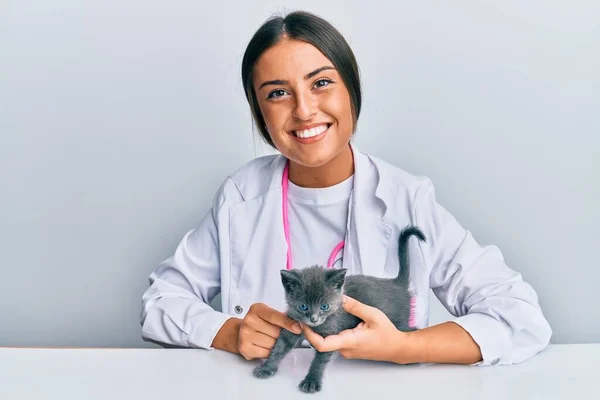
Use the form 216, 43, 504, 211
253, 225, 426, 393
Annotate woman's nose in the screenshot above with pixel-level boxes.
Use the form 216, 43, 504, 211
310, 314, 319, 323
292, 92, 317, 120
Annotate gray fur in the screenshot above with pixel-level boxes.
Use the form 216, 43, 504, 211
253, 225, 426, 393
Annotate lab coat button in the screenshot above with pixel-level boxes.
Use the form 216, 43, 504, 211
491, 358, 500, 365
234, 305, 243, 314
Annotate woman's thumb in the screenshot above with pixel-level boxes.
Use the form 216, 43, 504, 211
342, 295, 377, 321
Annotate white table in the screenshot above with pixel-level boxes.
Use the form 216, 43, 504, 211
0, 344, 598, 399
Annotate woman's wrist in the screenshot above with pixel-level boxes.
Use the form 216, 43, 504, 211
388, 329, 421, 364
211, 317, 242, 354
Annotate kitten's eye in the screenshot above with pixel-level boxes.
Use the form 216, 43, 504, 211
298, 304, 308, 311
320, 304, 329, 311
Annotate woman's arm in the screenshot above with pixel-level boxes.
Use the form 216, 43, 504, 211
140, 179, 238, 350
399, 321, 482, 364
414, 178, 552, 365
212, 318, 243, 354
302, 295, 482, 364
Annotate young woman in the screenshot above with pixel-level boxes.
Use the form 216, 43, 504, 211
140, 11, 552, 366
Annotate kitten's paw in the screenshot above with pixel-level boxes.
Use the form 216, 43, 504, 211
299, 377, 322, 393
253, 364, 277, 379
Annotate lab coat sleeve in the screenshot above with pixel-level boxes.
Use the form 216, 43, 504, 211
414, 178, 552, 365
140, 177, 238, 350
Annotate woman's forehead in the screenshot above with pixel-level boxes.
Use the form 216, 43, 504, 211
253, 39, 334, 83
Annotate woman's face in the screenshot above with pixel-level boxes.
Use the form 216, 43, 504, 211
252, 39, 354, 168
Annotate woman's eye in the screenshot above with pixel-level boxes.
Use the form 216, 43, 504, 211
267, 89, 287, 99
314, 79, 332, 89
298, 304, 308, 311
320, 304, 329, 311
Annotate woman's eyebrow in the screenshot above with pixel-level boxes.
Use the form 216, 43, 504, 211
305, 65, 335, 79
258, 66, 336, 90
259, 79, 287, 90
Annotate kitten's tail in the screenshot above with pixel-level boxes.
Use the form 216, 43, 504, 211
395, 225, 426, 286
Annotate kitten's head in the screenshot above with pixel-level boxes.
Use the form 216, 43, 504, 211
280, 265, 347, 327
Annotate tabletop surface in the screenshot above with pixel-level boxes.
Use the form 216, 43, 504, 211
0, 344, 598, 399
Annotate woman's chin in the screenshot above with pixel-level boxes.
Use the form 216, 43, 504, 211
288, 149, 339, 169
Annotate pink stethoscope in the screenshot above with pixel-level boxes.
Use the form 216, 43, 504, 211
282, 160, 418, 328
282, 161, 345, 270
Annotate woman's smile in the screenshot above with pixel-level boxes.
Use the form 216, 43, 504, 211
289, 122, 332, 144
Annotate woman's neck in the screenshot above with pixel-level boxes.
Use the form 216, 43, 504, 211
288, 145, 354, 188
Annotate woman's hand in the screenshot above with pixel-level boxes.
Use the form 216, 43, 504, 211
237, 303, 302, 360
301, 295, 411, 363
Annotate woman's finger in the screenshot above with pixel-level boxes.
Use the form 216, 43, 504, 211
248, 316, 283, 339
238, 328, 273, 360
250, 346, 271, 359
302, 324, 357, 352
258, 306, 302, 334
342, 295, 382, 322
251, 331, 277, 350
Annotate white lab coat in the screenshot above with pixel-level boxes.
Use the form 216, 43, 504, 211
140, 146, 552, 366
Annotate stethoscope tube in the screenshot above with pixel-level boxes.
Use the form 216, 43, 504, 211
282, 160, 345, 270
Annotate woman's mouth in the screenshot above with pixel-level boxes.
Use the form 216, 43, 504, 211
290, 123, 332, 143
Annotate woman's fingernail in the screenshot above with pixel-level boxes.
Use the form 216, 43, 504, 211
294, 323, 302, 332
342, 295, 348, 303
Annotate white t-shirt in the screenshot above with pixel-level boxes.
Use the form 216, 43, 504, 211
286, 175, 354, 270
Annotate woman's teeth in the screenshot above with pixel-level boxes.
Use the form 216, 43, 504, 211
293, 124, 329, 138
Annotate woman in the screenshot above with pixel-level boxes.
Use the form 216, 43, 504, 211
140, 11, 552, 366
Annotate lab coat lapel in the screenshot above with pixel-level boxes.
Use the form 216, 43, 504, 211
348, 147, 392, 278
231, 155, 289, 294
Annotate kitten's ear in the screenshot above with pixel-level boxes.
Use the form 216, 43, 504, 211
280, 270, 301, 292
325, 268, 347, 289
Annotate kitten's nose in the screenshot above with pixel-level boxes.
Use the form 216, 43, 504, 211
310, 314, 319, 323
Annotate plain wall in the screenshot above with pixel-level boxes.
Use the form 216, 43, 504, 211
1, 0, 598, 347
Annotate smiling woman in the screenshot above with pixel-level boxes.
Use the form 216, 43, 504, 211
140, 9, 552, 393
241, 12, 360, 188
